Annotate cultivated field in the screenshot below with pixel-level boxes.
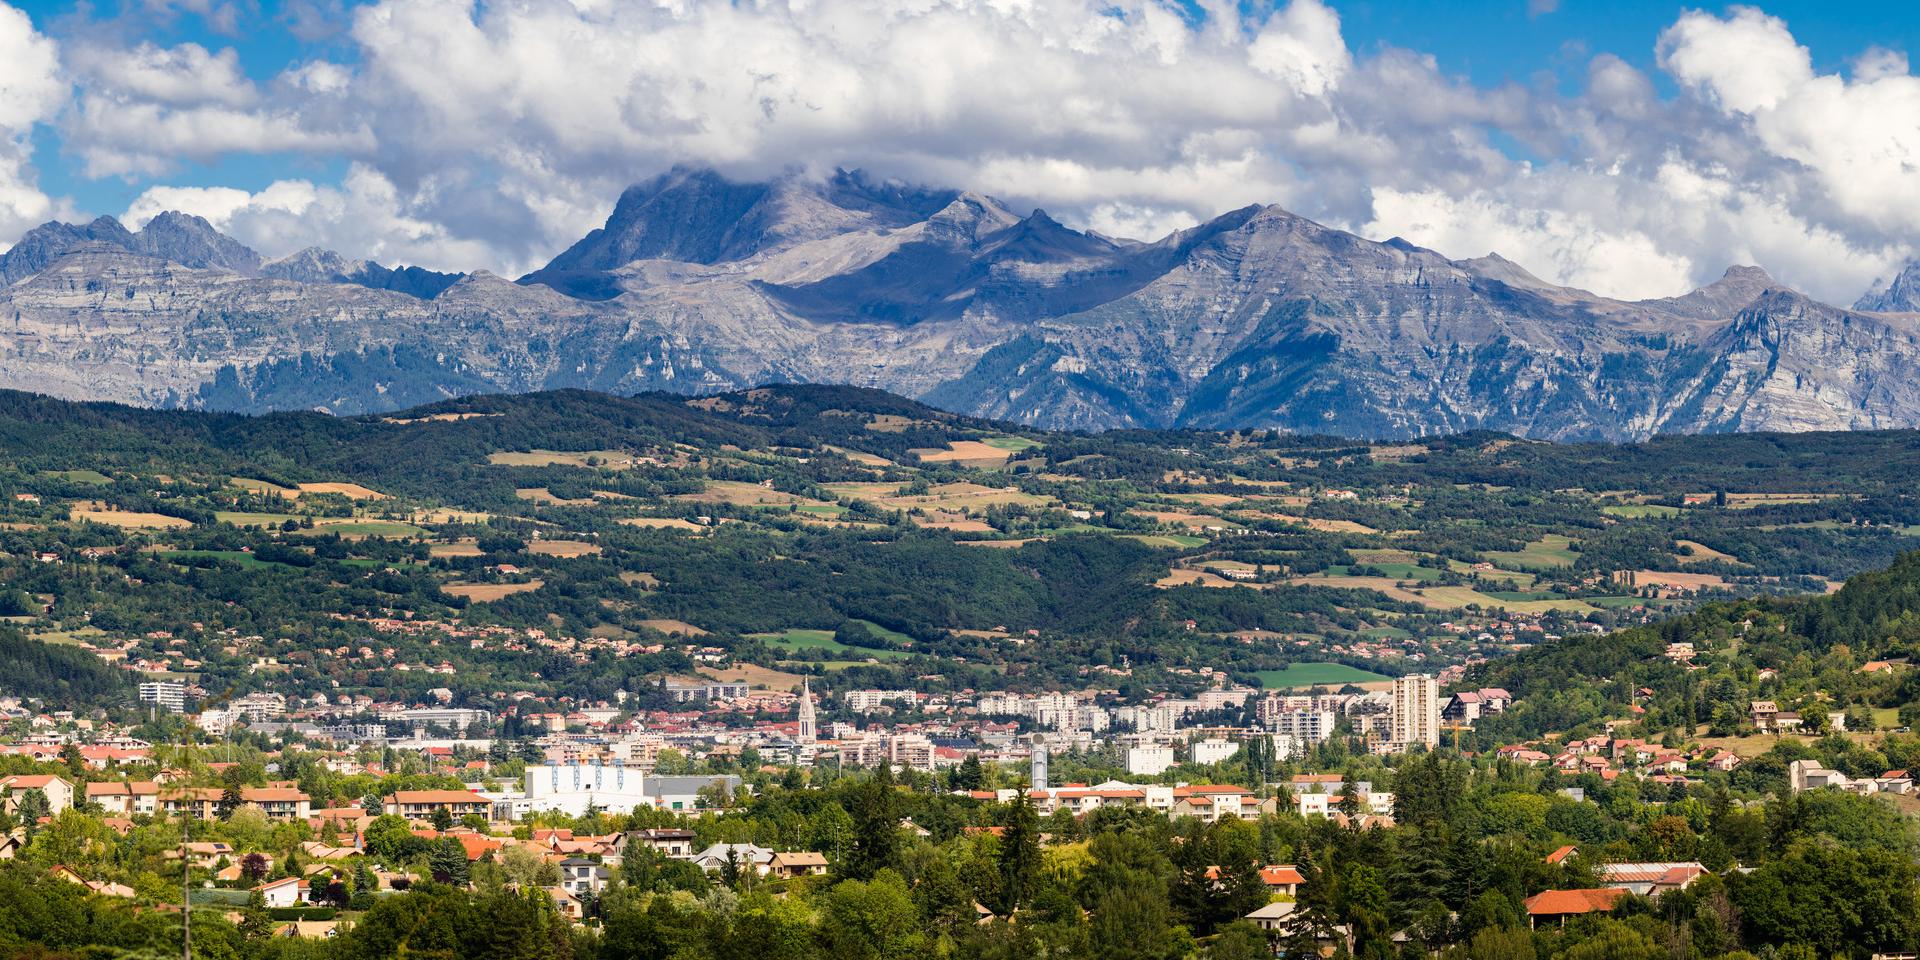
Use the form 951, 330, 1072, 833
910, 440, 1019, 465
674, 480, 817, 507
382, 412, 501, 424
296, 482, 386, 500
70, 504, 192, 529
1156, 569, 1243, 588
1416, 585, 1596, 613
443, 580, 544, 601
620, 517, 705, 530
700, 663, 806, 691
1675, 540, 1738, 564
1632, 570, 1731, 591
528, 539, 601, 557
1140, 510, 1222, 530
1484, 534, 1579, 568
488, 450, 639, 468
515, 488, 595, 506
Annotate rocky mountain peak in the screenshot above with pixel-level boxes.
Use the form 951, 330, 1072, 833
1455, 252, 1557, 291
133, 211, 262, 274
986, 209, 1117, 263
2, 217, 132, 284
260, 247, 462, 299
921, 192, 1023, 245
1856, 260, 1920, 313
263, 247, 355, 282
1643, 264, 1782, 321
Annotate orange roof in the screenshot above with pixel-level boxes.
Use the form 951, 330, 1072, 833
1, 775, 67, 789
456, 835, 504, 860
242, 788, 309, 802
389, 790, 486, 804
86, 781, 159, 796
1524, 888, 1626, 916
1260, 865, 1304, 886
1173, 784, 1252, 797
1545, 845, 1578, 865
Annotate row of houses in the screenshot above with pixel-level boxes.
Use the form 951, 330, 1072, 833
1787, 759, 1915, 796
966, 776, 1396, 825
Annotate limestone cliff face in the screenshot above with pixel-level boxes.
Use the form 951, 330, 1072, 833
3, 168, 1917, 438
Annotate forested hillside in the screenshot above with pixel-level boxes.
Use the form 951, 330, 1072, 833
9, 385, 1920, 711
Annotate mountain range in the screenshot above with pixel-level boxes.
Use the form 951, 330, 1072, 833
2, 165, 1918, 440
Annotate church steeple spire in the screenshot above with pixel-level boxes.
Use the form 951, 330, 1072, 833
797, 680, 817, 743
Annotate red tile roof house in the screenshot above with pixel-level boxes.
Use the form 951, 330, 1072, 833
256, 876, 311, 909
0, 775, 74, 816
382, 790, 492, 822
1600, 862, 1707, 897
1259, 864, 1304, 896
1525, 888, 1628, 927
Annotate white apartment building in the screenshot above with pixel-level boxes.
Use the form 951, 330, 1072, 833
1127, 743, 1178, 776
193, 709, 235, 737
1194, 688, 1259, 712
1190, 738, 1241, 766
138, 681, 187, 714
844, 689, 918, 713
1288, 774, 1395, 818
1391, 675, 1441, 751
1268, 709, 1338, 745
231, 692, 287, 722
889, 734, 935, 771
1116, 703, 1181, 733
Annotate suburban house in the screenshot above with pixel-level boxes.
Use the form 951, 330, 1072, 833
1442, 688, 1514, 725
160, 788, 223, 819
1599, 862, 1707, 897
86, 781, 160, 816
1259, 864, 1304, 896
547, 886, 584, 921
168, 841, 237, 869
558, 857, 611, 897
768, 851, 830, 879
1244, 900, 1297, 932
1524, 889, 1628, 927
382, 789, 492, 822
1788, 759, 1919, 797
256, 876, 311, 908
627, 828, 697, 859
242, 786, 313, 821
691, 843, 775, 875
52, 865, 135, 898
0, 775, 74, 816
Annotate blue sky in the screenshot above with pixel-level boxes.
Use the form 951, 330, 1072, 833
0, 0, 1915, 303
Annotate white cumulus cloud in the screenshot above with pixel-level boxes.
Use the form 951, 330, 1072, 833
0, 2, 66, 250
124, 164, 499, 271
5, 0, 1914, 305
